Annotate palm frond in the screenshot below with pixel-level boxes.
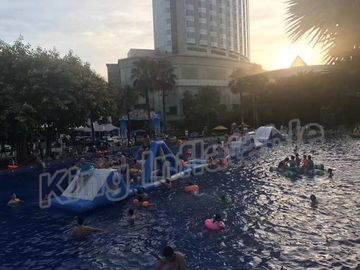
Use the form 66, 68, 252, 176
286, 0, 360, 64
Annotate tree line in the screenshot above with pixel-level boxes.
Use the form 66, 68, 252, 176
0, 38, 118, 164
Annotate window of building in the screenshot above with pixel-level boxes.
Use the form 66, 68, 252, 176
186, 9, 194, 16
199, 22, 207, 29
199, 34, 208, 41
199, 18, 207, 23
199, 39, 208, 46
186, 20, 195, 27
186, 32, 196, 39
198, 12, 207, 18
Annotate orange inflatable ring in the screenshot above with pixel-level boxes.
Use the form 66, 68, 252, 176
184, 185, 199, 193
8, 165, 19, 170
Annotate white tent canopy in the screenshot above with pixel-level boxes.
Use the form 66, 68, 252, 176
75, 122, 119, 133
255, 126, 282, 142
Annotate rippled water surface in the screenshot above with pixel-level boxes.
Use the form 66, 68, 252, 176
1, 138, 359, 269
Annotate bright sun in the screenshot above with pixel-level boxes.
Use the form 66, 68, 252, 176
273, 43, 323, 70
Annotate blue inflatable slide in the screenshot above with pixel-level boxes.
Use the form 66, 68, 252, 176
51, 141, 207, 213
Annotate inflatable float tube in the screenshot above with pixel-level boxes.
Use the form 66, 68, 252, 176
270, 166, 298, 178
307, 169, 325, 176
204, 219, 225, 231
184, 185, 199, 193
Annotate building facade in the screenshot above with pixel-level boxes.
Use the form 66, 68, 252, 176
107, 0, 252, 123
153, 0, 250, 60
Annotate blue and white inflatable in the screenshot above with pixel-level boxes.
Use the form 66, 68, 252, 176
51, 141, 208, 213
51, 168, 130, 213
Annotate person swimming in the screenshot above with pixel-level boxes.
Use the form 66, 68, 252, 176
7, 193, 23, 207
310, 194, 318, 208
328, 168, 334, 178
302, 155, 309, 167
163, 178, 172, 189
213, 214, 224, 224
41, 194, 50, 208
219, 195, 232, 204
127, 208, 136, 225
278, 157, 289, 170
295, 153, 301, 167
294, 145, 298, 153
289, 155, 297, 169
135, 188, 149, 201
71, 216, 102, 239
307, 155, 315, 171
155, 246, 186, 270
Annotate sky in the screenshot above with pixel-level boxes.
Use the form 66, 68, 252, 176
0, 0, 324, 79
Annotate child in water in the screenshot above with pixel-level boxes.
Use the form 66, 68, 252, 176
7, 193, 23, 207
213, 214, 224, 224
328, 168, 334, 178
127, 208, 136, 225
310, 194, 318, 208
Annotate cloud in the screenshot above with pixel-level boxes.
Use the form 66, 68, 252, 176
0, 0, 324, 78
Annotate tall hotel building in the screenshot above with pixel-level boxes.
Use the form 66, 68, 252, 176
153, 0, 249, 60
107, 0, 252, 121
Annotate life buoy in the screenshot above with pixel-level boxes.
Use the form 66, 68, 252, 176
7, 165, 19, 170
184, 185, 199, 193
204, 219, 225, 231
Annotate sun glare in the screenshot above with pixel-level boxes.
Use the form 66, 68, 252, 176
271, 43, 324, 70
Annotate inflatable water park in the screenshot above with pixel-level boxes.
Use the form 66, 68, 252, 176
50, 141, 209, 213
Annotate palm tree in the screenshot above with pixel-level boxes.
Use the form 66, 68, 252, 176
121, 85, 138, 139
131, 58, 157, 134
286, 0, 360, 64
196, 86, 221, 129
229, 64, 264, 125
155, 59, 176, 134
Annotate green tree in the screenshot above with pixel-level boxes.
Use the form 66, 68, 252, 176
121, 85, 138, 138
131, 58, 157, 133
196, 86, 221, 129
286, 0, 360, 64
0, 38, 113, 163
155, 59, 176, 134
229, 64, 265, 126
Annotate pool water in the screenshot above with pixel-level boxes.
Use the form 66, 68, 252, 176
1, 138, 359, 269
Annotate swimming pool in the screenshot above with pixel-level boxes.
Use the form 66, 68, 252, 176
1, 138, 359, 269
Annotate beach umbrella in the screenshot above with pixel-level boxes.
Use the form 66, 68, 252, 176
213, 125, 228, 131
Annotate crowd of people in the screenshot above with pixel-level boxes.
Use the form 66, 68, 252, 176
277, 149, 333, 177
7, 139, 334, 270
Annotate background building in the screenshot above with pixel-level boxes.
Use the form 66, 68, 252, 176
153, 0, 249, 60
107, 0, 252, 123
